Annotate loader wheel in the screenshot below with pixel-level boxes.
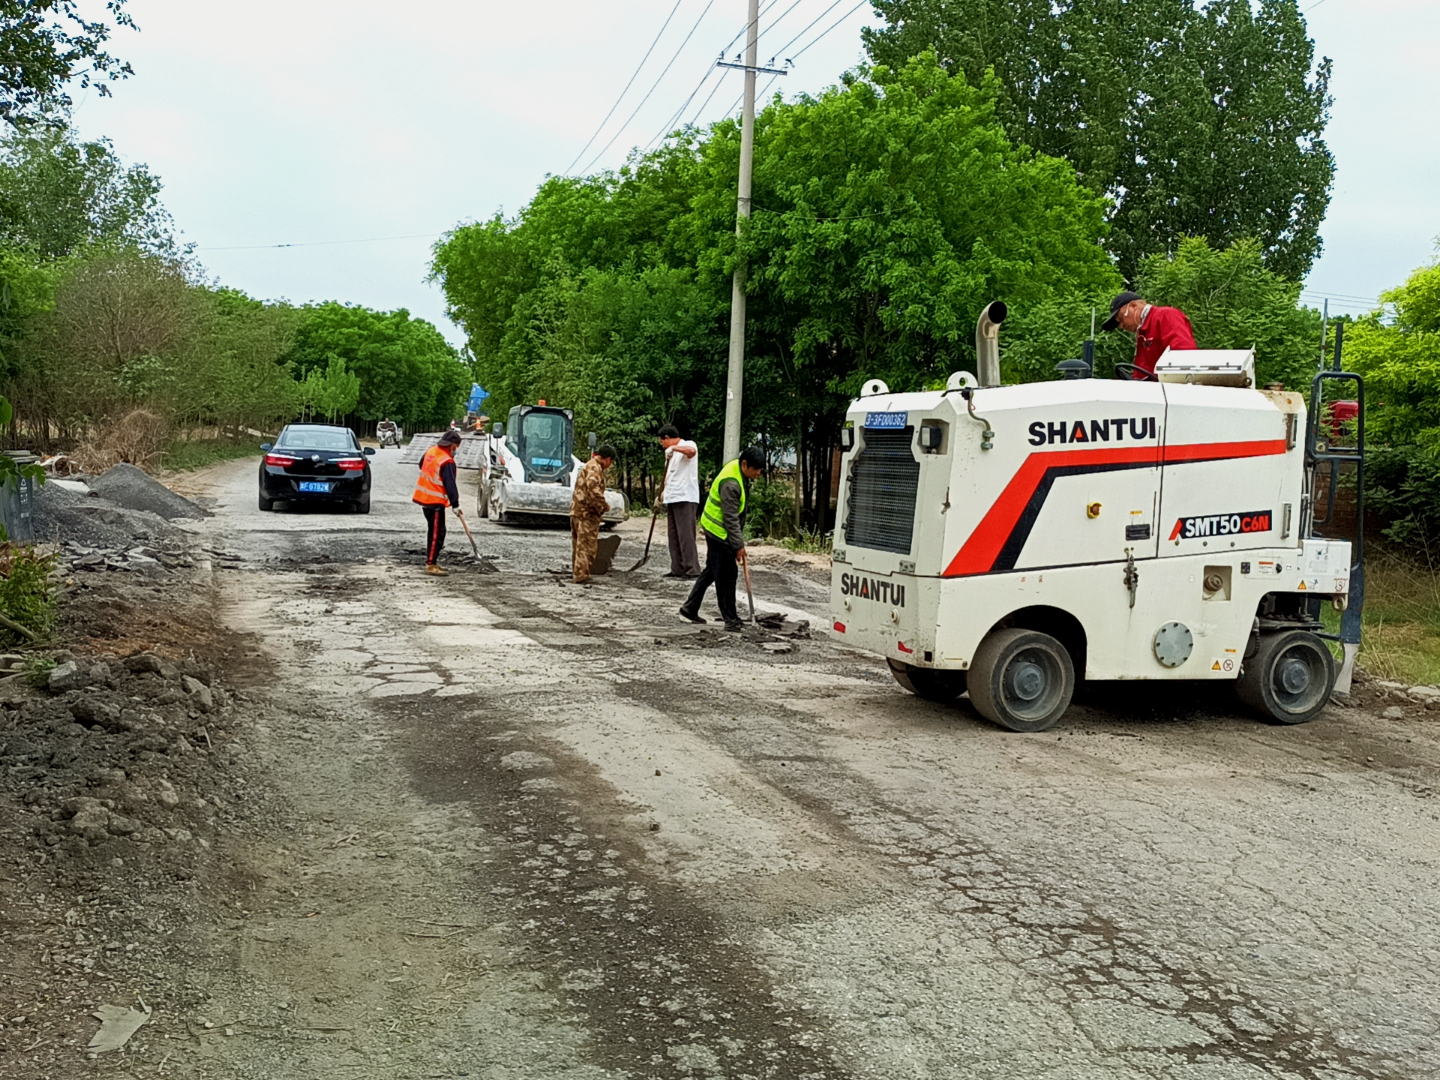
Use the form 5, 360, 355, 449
887, 659, 966, 702
968, 628, 1074, 732
1235, 630, 1334, 725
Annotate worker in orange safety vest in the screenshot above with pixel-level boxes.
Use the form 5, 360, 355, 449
413, 429, 463, 575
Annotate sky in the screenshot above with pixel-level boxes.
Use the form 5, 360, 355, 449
64, 0, 1440, 343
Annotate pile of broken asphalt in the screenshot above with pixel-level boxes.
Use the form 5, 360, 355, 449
34, 464, 210, 575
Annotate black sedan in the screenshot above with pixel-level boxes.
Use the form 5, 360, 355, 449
258, 425, 375, 513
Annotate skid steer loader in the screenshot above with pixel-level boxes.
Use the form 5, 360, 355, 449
476, 404, 627, 526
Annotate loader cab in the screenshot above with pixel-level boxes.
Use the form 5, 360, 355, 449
505, 405, 575, 484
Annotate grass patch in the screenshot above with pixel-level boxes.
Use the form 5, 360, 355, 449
1330, 543, 1440, 685
161, 437, 261, 472
776, 528, 832, 554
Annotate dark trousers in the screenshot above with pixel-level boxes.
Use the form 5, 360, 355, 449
665, 501, 701, 576
684, 532, 740, 624
423, 504, 447, 564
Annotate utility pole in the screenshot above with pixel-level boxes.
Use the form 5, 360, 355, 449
717, 0, 786, 463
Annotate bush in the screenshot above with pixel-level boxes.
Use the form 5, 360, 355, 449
0, 544, 59, 643
70, 408, 166, 474
743, 477, 797, 541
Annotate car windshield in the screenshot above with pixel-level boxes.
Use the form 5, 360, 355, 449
277, 427, 356, 452
522, 412, 568, 469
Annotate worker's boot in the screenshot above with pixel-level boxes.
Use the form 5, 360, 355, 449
678, 606, 705, 624
724, 619, 745, 633
426, 564, 448, 576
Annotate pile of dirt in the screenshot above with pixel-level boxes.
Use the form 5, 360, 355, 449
87, 463, 210, 521
0, 650, 243, 875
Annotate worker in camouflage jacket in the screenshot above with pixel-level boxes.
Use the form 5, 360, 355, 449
569, 444, 616, 583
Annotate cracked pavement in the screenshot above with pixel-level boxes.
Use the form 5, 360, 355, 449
141, 451, 1440, 1078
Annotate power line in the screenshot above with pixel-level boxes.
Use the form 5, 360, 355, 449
771, 0, 852, 62
788, 0, 868, 61
719, 0, 867, 117
644, 64, 722, 155
642, 0, 801, 156
749, 0, 807, 53
580, 0, 718, 175
1303, 289, 1382, 304
565, 0, 686, 175
688, 67, 731, 125
647, 0, 870, 158
718, 0, 780, 57
199, 232, 443, 252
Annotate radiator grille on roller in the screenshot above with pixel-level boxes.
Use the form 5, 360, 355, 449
844, 428, 920, 554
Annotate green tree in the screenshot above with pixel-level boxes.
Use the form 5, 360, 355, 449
301, 354, 361, 423
864, 0, 1334, 280
1345, 262, 1440, 453
283, 303, 470, 429
0, 122, 176, 256
1134, 235, 1321, 388
434, 56, 1117, 520
0, 1, 135, 126
1341, 261, 1440, 544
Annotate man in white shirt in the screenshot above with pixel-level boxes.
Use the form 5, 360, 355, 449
658, 424, 701, 578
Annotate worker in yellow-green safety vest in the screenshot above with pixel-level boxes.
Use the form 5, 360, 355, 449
679, 446, 765, 632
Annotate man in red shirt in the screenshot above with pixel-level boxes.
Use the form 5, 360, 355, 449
1102, 290, 1197, 377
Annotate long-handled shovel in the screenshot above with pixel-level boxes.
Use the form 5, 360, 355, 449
454, 508, 481, 560
626, 473, 666, 572
741, 554, 756, 622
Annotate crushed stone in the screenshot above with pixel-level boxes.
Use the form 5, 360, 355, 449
87, 463, 210, 521
33, 480, 186, 550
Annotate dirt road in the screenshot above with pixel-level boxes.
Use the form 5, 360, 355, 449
5, 449, 1439, 1079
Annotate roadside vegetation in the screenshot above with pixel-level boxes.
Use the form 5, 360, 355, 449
0, 124, 472, 468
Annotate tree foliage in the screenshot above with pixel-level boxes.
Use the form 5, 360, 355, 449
433, 57, 1117, 517
300, 354, 361, 423
864, 0, 1334, 281
1134, 236, 1321, 388
282, 302, 471, 430
0, 1, 135, 126
0, 122, 175, 256
1345, 263, 1440, 454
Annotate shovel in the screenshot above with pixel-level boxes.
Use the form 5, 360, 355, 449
741, 553, 756, 621
454, 507, 481, 560
626, 471, 667, 572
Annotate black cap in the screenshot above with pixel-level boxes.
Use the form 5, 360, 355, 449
438, 429, 462, 446
1102, 291, 1142, 332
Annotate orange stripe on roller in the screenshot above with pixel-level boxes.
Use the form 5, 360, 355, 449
942, 439, 1288, 578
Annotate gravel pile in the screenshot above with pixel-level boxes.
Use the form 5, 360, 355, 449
87, 463, 209, 520
33, 482, 185, 550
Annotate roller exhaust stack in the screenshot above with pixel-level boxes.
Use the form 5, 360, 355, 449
975, 301, 1008, 388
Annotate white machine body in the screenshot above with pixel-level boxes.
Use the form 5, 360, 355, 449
831, 355, 1349, 682
477, 433, 627, 523
401, 430, 627, 522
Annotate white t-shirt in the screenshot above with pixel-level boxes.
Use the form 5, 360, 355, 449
663, 440, 700, 504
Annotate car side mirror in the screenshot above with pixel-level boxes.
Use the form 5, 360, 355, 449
491, 422, 504, 438
260, 442, 272, 452
364, 447, 376, 456
588, 432, 597, 451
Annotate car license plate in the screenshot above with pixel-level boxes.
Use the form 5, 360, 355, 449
297, 481, 331, 493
